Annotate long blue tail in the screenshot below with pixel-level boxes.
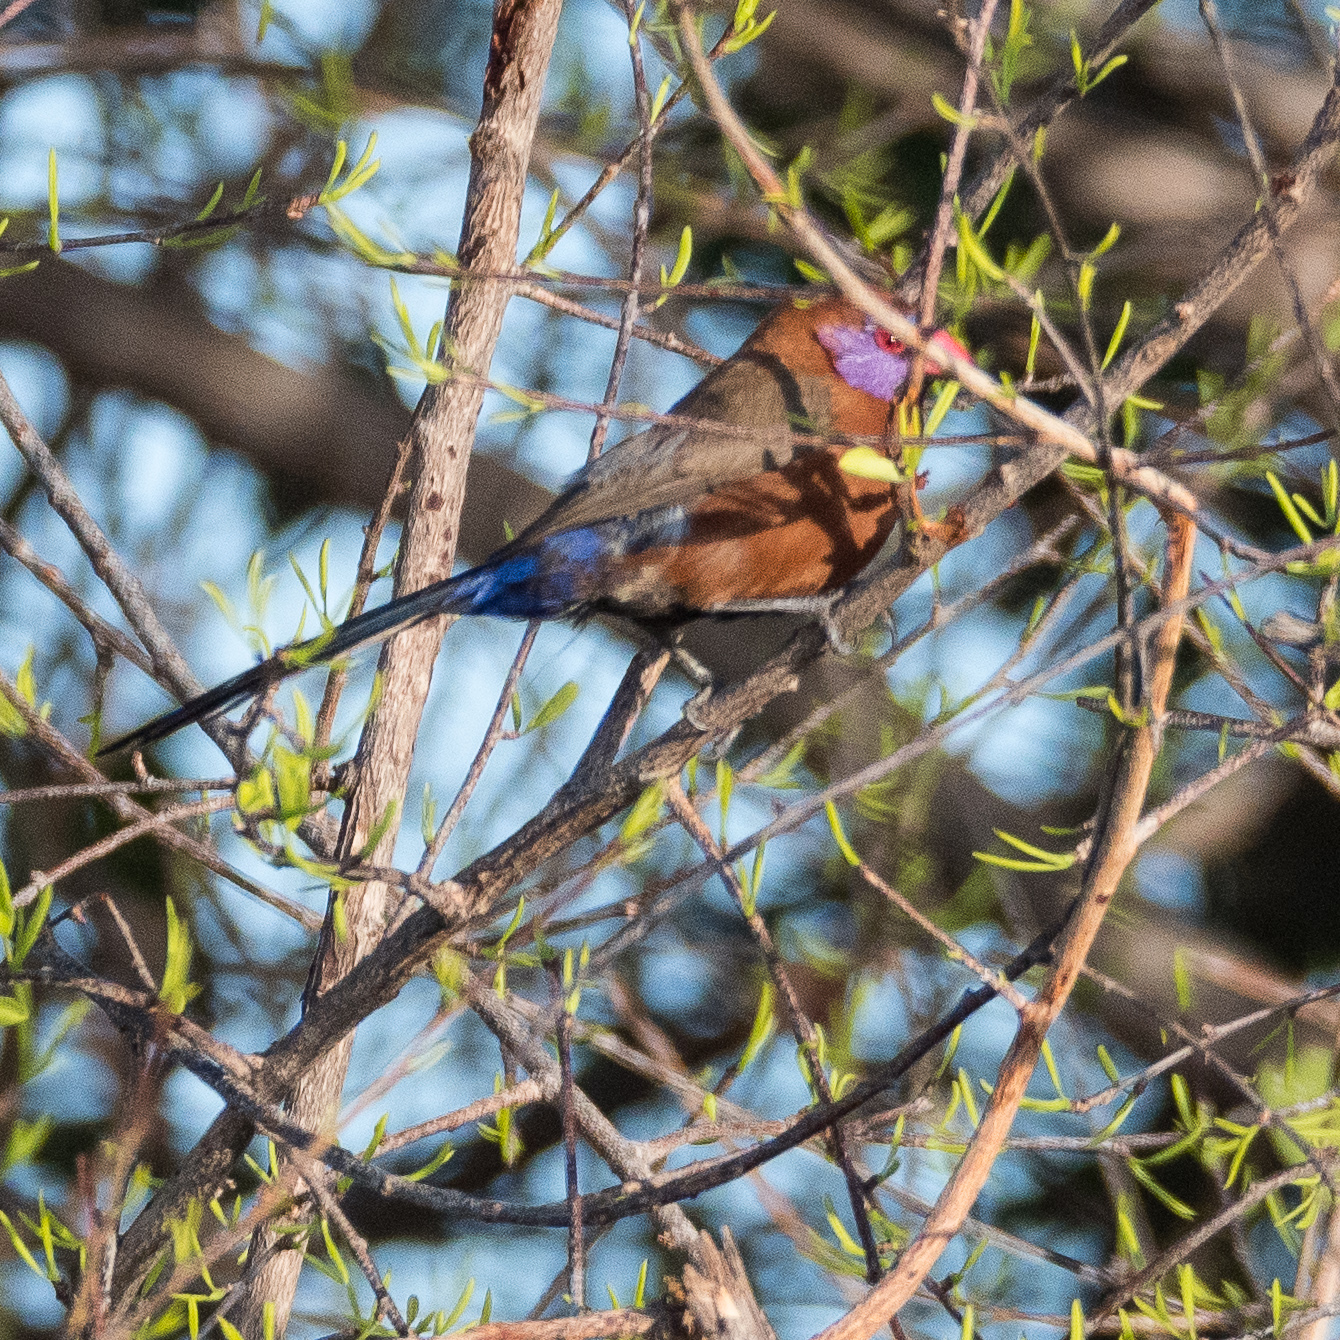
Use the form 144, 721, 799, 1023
98, 552, 562, 755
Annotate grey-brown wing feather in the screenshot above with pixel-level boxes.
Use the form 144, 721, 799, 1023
513, 352, 836, 542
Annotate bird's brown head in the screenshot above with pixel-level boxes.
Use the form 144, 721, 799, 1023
746, 296, 969, 422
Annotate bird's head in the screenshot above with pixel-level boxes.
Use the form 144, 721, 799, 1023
816, 318, 970, 403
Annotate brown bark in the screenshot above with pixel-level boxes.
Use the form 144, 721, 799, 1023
227, 0, 565, 1332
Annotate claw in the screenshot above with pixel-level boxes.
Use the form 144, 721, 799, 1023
684, 682, 715, 731
820, 610, 855, 656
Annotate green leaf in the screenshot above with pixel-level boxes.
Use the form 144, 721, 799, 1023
620, 780, 664, 856
272, 744, 312, 830
404, 1141, 454, 1181
441, 1278, 476, 1331
324, 201, 415, 270
824, 800, 860, 866
660, 226, 693, 289
15, 646, 37, 707
357, 799, 398, 861
754, 739, 805, 789
1087, 53, 1128, 91
717, 757, 734, 839
740, 981, 776, 1071
923, 380, 960, 437
522, 681, 579, 734
1102, 299, 1132, 370
1266, 471, 1314, 544
0, 854, 12, 938
1128, 1157, 1197, 1219
1092, 1092, 1139, 1142
973, 828, 1075, 872
1172, 945, 1193, 1013
13, 885, 51, 967
159, 897, 201, 1015
236, 766, 276, 816
195, 181, 225, 222
1097, 1044, 1120, 1083
650, 76, 672, 124
931, 91, 980, 129
722, 4, 775, 53
1077, 261, 1095, 311
1090, 222, 1121, 258
319, 132, 380, 205
0, 1209, 47, 1279
46, 150, 60, 253
839, 446, 903, 483
955, 209, 1006, 282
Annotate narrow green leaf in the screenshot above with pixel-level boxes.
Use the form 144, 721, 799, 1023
523, 681, 579, 734
931, 91, 980, 129
1172, 946, 1193, 1013
1102, 299, 1132, 370
824, 800, 860, 866
46, 150, 60, 253
1266, 471, 1314, 544
923, 380, 960, 437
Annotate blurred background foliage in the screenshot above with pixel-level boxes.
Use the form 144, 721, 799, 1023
3, 0, 1340, 1335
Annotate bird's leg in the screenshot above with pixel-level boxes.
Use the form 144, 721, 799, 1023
619, 619, 719, 726
676, 641, 720, 733
892, 398, 968, 547
668, 636, 714, 691
706, 596, 855, 656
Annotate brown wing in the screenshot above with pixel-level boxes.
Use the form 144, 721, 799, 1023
513, 349, 840, 543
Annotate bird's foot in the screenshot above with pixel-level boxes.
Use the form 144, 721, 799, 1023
906, 480, 969, 547
683, 685, 740, 756
684, 681, 715, 731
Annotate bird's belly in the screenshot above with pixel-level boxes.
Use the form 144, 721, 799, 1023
600, 450, 901, 614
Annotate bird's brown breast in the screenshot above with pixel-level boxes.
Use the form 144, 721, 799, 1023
603, 446, 901, 610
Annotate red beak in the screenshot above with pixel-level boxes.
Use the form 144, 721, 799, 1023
925, 329, 972, 376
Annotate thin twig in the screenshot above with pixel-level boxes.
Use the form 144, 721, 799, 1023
0, 775, 235, 805
1200, 0, 1340, 428
298, 1153, 410, 1337
374, 1079, 546, 1158
910, 0, 1000, 403
557, 972, 585, 1310
857, 864, 1028, 1009
419, 622, 540, 877
587, 0, 655, 462
665, 779, 886, 1282
14, 793, 233, 904
312, 433, 415, 781
99, 895, 158, 992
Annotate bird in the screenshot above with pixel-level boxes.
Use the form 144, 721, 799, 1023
101, 296, 970, 755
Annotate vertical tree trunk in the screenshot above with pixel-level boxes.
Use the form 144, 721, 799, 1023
231, 1, 564, 1332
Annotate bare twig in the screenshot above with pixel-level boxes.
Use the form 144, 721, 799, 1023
910, 0, 1000, 403
587, 0, 655, 462
1200, 0, 1340, 428
419, 620, 539, 877
665, 778, 886, 1282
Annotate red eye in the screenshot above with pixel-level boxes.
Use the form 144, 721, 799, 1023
873, 327, 902, 354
